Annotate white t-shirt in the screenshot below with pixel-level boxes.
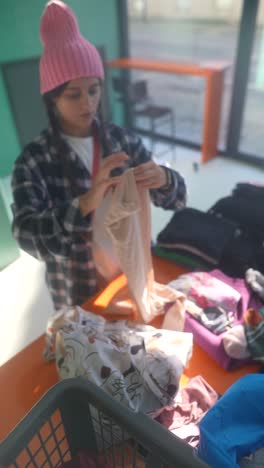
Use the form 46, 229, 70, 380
62, 134, 94, 173
62, 133, 121, 282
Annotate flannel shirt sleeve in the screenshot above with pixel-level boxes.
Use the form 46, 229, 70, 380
11, 156, 92, 260
126, 132, 187, 210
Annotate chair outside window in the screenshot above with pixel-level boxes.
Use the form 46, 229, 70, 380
112, 77, 176, 155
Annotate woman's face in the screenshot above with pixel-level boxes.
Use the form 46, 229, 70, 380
54, 77, 102, 137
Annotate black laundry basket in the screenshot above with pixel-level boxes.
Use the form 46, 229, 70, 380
0, 377, 208, 467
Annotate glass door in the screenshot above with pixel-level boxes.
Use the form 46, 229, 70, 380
128, 0, 243, 150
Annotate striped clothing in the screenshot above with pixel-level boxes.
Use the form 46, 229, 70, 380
12, 119, 186, 309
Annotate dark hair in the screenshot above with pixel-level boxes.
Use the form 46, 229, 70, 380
43, 81, 69, 156
42, 79, 103, 193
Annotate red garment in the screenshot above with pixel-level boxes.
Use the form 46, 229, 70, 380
244, 308, 263, 327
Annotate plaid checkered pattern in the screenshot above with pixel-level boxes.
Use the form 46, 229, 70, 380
12, 119, 186, 309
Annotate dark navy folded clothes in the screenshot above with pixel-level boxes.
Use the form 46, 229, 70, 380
219, 231, 260, 278
156, 208, 238, 263
232, 182, 264, 200
208, 196, 264, 240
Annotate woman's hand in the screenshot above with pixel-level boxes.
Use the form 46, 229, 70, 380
79, 152, 129, 216
133, 160, 167, 189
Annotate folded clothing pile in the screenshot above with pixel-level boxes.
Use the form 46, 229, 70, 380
155, 183, 264, 277
168, 269, 263, 370
222, 268, 264, 364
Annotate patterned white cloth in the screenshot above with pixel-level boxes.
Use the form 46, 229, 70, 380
45, 307, 193, 413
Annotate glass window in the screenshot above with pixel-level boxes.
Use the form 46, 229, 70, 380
128, 0, 243, 150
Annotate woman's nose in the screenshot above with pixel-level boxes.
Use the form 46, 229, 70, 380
80, 92, 92, 109
81, 97, 89, 109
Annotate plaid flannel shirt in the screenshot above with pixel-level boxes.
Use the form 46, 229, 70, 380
12, 119, 186, 309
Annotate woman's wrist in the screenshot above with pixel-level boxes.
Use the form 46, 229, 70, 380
160, 166, 172, 190
79, 191, 95, 216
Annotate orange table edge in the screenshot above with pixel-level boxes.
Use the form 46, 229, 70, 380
0, 256, 259, 441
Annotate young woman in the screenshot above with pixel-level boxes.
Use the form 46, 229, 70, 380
11, 0, 186, 310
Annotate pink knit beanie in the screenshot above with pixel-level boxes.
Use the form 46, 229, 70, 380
39, 0, 104, 94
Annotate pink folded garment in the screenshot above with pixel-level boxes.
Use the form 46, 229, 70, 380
152, 375, 218, 448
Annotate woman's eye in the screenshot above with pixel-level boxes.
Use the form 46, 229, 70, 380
89, 87, 100, 96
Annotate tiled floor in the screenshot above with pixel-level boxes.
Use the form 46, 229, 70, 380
1, 146, 264, 366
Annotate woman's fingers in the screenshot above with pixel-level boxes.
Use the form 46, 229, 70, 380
96, 153, 129, 181
134, 168, 153, 182
102, 152, 129, 173
96, 175, 122, 194
137, 176, 160, 188
105, 175, 123, 186
133, 160, 153, 176
134, 163, 167, 189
